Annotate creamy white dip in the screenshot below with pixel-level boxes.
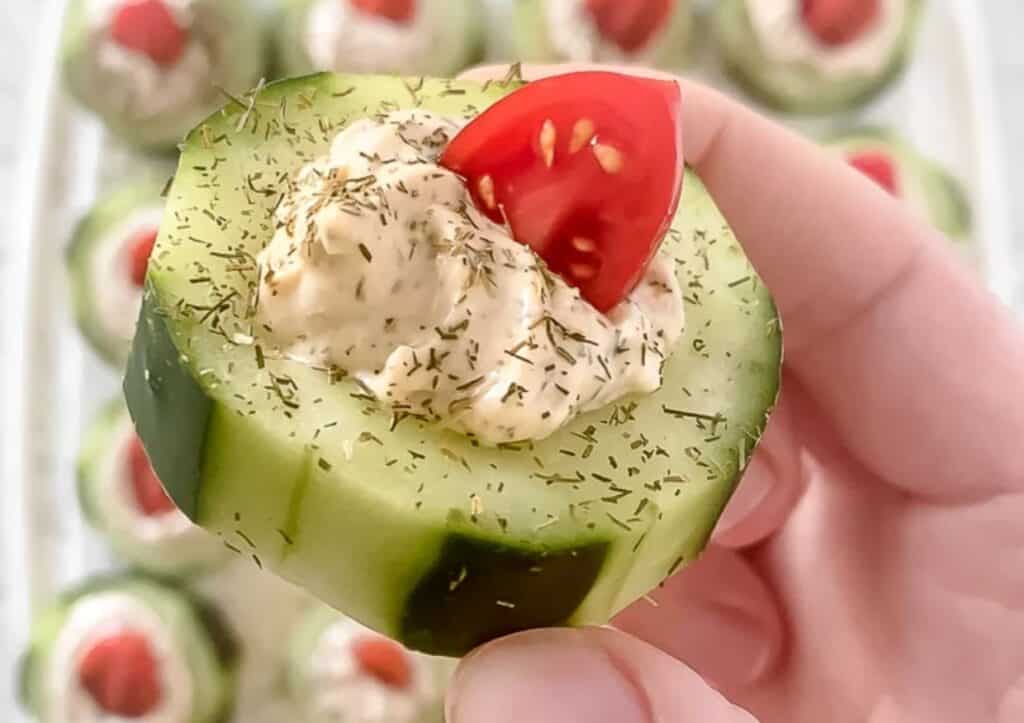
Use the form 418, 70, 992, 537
90, 206, 162, 348
745, 0, 906, 77
46, 592, 193, 723
305, 0, 474, 76
255, 110, 685, 445
87, 0, 213, 121
543, 0, 675, 63
305, 616, 438, 723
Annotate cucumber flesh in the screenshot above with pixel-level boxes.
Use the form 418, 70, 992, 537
125, 73, 782, 656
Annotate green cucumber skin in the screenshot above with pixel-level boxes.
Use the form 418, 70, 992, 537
124, 72, 782, 657
827, 128, 973, 241
508, 0, 693, 69
273, 0, 484, 79
61, 0, 267, 151
66, 181, 166, 369
714, 0, 925, 115
20, 575, 238, 723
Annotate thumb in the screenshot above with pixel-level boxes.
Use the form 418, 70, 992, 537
446, 627, 760, 723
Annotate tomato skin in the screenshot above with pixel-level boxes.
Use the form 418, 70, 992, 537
583, 0, 674, 53
440, 72, 684, 313
127, 228, 159, 288
848, 150, 900, 195
127, 435, 177, 517
351, 635, 413, 689
110, 0, 188, 67
350, 0, 417, 24
77, 631, 163, 717
801, 0, 881, 47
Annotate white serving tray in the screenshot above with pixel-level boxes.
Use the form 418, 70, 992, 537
2, 0, 1017, 720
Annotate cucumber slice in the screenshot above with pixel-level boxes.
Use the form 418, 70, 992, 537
714, 0, 924, 114
826, 128, 972, 242
61, 0, 267, 150
124, 73, 782, 656
287, 604, 453, 723
66, 180, 165, 368
274, 0, 483, 78
507, 0, 693, 69
20, 575, 238, 723
78, 399, 229, 576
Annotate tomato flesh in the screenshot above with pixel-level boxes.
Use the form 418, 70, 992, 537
801, 0, 881, 46
848, 150, 900, 195
351, 635, 413, 689
349, 0, 416, 23
583, 0, 674, 53
127, 227, 159, 288
110, 0, 188, 67
440, 72, 684, 313
78, 630, 163, 718
127, 435, 177, 517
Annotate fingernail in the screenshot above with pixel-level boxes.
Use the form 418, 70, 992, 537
713, 452, 777, 543
447, 630, 651, 723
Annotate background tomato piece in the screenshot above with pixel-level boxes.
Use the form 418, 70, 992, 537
440, 72, 684, 312
127, 435, 177, 517
801, 0, 881, 47
110, 0, 188, 67
126, 227, 158, 288
848, 150, 900, 195
351, 635, 413, 689
78, 631, 163, 717
583, 0, 674, 53
350, 0, 417, 24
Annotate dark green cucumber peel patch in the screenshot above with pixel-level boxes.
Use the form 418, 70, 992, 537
124, 291, 212, 520
400, 532, 608, 657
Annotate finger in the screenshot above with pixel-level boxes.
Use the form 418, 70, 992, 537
614, 545, 784, 694
713, 380, 806, 549
446, 627, 761, 723
460, 64, 1024, 502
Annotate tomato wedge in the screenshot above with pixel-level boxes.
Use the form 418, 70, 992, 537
110, 0, 188, 68
440, 72, 684, 313
350, 0, 416, 24
126, 227, 159, 288
801, 0, 881, 47
78, 631, 163, 717
584, 0, 674, 53
848, 150, 900, 195
128, 435, 177, 517
352, 635, 413, 689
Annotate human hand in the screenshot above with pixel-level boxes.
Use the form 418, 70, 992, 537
445, 64, 1024, 723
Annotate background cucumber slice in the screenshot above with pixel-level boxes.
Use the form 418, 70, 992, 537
124, 73, 782, 656
20, 575, 238, 723
273, 0, 483, 78
826, 127, 973, 241
66, 180, 164, 368
61, 0, 267, 150
714, 0, 925, 114
77, 398, 229, 577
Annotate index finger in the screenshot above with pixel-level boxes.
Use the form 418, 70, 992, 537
460, 64, 1024, 501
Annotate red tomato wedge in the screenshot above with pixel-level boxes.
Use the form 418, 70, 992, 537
78, 631, 163, 717
352, 636, 413, 689
440, 72, 684, 313
110, 0, 188, 67
801, 0, 881, 47
128, 435, 177, 517
127, 227, 159, 288
584, 0, 674, 53
350, 0, 417, 24
848, 150, 900, 195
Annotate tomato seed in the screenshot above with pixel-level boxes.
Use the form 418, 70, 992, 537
539, 119, 557, 169
477, 175, 497, 210
593, 144, 624, 174
570, 118, 596, 153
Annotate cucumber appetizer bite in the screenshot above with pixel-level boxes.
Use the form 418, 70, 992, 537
508, 0, 693, 68
714, 0, 924, 113
288, 605, 452, 723
124, 71, 782, 656
78, 399, 228, 576
19, 575, 237, 723
67, 180, 164, 367
829, 128, 972, 241
274, 0, 481, 77
62, 0, 266, 150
